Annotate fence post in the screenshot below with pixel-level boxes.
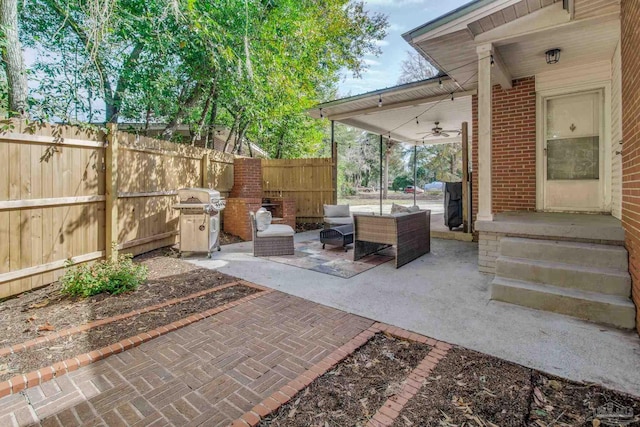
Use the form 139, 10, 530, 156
201, 152, 210, 188
105, 123, 119, 261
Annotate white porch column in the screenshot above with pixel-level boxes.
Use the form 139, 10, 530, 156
476, 44, 493, 222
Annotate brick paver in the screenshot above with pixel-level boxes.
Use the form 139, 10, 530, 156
0, 291, 373, 426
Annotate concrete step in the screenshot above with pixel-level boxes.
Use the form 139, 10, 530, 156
499, 237, 628, 270
495, 256, 631, 297
491, 277, 636, 329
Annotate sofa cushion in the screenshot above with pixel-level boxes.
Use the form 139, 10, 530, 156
256, 224, 295, 237
324, 204, 350, 218
324, 216, 353, 226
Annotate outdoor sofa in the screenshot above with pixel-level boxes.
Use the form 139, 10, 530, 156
353, 210, 430, 268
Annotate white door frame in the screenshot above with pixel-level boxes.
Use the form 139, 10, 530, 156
536, 81, 612, 212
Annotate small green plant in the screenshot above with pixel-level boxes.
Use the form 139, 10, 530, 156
60, 253, 148, 297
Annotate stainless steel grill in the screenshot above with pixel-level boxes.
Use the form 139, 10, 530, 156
173, 188, 226, 258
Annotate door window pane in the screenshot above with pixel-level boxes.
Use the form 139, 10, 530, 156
547, 137, 599, 180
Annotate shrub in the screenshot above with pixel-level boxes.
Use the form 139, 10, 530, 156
60, 253, 148, 297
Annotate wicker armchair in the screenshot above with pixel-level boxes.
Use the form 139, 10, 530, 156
353, 210, 430, 268
249, 212, 295, 257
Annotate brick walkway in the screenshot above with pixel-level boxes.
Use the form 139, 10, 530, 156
0, 292, 374, 427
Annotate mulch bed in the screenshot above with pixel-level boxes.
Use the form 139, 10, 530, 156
0, 284, 257, 382
393, 348, 640, 427
393, 347, 531, 426
260, 333, 431, 426
295, 223, 323, 233
528, 372, 640, 426
0, 248, 258, 382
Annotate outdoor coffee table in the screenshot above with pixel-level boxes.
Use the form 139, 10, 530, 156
320, 224, 354, 251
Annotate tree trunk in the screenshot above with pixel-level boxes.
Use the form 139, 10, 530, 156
161, 82, 203, 140
191, 81, 216, 146
205, 99, 218, 149
1, 0, 28, 116
109, 43, 143, 123
235, 121, 249, 155
275, 128, 286, 159
223, 118, 238, 153
143, 104, 152, 136
45, 0, 116, 121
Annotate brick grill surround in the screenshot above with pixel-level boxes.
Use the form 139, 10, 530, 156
231, 158, 263, 199
224, 158, 296, 240
224, 198, 263, 241
621, 0, 640, 333
472, 77, 537, 227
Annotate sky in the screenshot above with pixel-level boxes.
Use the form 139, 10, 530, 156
338, 0, 472, 97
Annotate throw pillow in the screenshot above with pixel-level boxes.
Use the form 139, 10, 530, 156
255, 208, 272, 231
324, 204, 350, 218
390, 203, 409, 214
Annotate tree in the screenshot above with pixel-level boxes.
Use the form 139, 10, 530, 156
20, 0, 387, 158
1, 0, 28, 116
420, 143, 462, 182
397, 50, 437, 85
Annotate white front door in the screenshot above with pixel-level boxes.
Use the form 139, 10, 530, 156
543, 90, 604, 211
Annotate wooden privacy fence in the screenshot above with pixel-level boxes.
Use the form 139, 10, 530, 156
0, 120, 235, 299
262, 158, 335, 223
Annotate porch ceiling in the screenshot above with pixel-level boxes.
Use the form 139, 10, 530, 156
310, 78, 473, 145
405, 0, 620, 91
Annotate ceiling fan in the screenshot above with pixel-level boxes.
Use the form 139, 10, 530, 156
417, 122, 460, 138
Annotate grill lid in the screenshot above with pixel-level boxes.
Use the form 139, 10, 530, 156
177, 188, 221, 203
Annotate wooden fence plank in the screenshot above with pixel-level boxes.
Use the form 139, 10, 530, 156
262, 158, 333, 221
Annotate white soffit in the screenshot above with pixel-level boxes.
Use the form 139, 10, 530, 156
408, 0, 619, 92
327, 96, 472, 146
310, 77, 473, 145
499, 18, 620, 79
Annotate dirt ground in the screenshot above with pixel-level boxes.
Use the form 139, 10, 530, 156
261, 333, 431, 427
0, 248, 258, 382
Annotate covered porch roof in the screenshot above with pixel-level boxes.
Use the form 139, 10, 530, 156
309, 77, 473, 145
402, 0, 620, 92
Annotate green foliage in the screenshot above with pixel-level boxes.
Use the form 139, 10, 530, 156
60, 253, 148, 298
19, 0, 388, 157
392, 175, 413, 191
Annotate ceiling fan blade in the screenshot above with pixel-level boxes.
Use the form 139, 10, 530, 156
440, 132, 450, 137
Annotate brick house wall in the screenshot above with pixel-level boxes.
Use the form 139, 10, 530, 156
621, 0, 640, 333
471, 77, 537, 225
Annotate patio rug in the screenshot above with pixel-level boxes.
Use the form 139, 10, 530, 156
265, 240, 394, 278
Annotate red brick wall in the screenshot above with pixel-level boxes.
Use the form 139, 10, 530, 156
231, 158, 262, 198
224, 198, 262, 241
268, 197, 297, 230
621, 0, 640, 333
472, 77, 537, 224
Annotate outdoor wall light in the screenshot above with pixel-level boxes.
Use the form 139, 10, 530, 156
545, 48, 561, 64
378, 94, 382, 107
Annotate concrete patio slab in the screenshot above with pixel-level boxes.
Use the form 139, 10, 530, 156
188, 232, 640, 396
